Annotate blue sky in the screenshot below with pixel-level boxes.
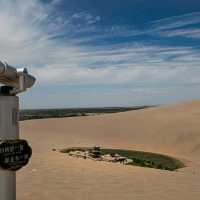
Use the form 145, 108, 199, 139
0, 0, 200, 108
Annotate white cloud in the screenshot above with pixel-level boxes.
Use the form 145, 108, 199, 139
72, 12, 101, 25
104, 12, 200, 39
158, 28, 200, 39
151, 12, 200, 30
150, 12, 200, 39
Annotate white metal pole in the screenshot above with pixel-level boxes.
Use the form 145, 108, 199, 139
0, 95, 19, 200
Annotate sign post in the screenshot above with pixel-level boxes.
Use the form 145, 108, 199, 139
0, 96, 19, 200
0, 61, 35, 200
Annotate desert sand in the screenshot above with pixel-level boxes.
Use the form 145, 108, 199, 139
17, 100, 200, 200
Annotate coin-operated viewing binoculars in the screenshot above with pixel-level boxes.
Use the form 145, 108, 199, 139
0, 61, 36, 200
0, 61, 35, 94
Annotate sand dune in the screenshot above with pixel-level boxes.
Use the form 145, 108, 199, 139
17, 100, 200, 200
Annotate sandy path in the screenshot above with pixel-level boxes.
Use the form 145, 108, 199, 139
17, 100, 200, 200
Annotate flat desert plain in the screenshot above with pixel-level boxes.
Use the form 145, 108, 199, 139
17, 101, 200, 200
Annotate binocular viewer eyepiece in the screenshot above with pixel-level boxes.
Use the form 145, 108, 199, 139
0, 61, 36, 95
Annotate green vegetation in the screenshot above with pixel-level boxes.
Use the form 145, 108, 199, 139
60, 147, 185, 171
19, 106, 153, 121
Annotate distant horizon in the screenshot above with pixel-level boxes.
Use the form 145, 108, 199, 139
20, 97, 200, 110
20, 98, 200, 110
20, 104, 155, 111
